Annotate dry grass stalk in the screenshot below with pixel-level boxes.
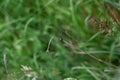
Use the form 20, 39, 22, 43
104, 2, 120, 25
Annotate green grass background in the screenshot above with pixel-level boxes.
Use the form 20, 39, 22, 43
0, 0, 120, 80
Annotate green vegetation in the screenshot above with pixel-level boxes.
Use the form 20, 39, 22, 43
0, 0, 120, 80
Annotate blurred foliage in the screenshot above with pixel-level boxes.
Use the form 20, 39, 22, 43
0, 0, 120, 80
